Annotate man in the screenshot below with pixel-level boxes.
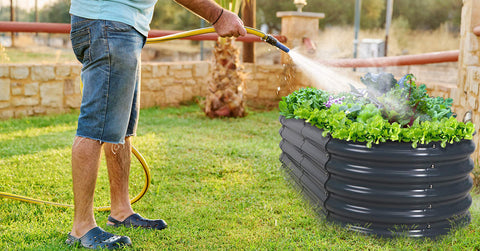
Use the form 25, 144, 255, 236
66, 0, 246, 249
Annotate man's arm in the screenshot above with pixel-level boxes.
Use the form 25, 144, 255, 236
174, 0, 247, 37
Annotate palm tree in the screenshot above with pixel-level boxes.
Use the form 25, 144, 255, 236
204, 0, 247, 118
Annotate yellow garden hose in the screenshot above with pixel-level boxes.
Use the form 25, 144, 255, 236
0, 26, 288, 211
0, 80, 151, 212
146, 26, 290, 53
0, 146, 150, 212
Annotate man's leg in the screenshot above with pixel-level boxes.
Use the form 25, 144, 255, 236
104, 137, 168, 230
105, 137, 135, 222
70, 136, 103, 238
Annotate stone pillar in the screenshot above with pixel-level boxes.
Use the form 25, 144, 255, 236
456, 0, 480, 162
276, 11, 325, 64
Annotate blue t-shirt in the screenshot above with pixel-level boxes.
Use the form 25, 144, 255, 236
70, 0, 157, 37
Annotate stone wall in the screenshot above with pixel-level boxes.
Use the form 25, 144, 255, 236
0, 62, 291, 120
0, 60, 469, 159
0, 61, 459, 120
0, 64, 81, 119
456, 0, 480, 162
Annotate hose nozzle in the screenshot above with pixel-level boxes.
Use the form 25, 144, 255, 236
264, 35, 290, 53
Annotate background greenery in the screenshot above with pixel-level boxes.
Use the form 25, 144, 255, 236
0, 0, 463, 31
0, 105, 479, 250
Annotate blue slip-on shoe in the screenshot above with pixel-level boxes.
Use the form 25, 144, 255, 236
107, 213, 167, 230
66, 226, 132, 249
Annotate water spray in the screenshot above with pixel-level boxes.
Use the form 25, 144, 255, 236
147, 27, 290, 53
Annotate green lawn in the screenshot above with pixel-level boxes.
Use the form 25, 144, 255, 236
2, 47, 77, 64
0, 105, 479, 250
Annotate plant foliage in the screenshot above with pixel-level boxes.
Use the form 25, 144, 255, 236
279, 73, 475, 148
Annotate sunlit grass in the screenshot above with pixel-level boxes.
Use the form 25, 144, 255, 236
0, 105, 479, 250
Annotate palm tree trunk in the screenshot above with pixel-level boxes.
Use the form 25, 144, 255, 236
205, 37, 246, 118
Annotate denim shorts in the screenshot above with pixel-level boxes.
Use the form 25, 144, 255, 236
70, 15, 146, 144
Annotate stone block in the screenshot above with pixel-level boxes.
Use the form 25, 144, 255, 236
46, 107, 65, 115
34, 107, 46, 114
32, 65, 55, 81
183, 86, 194, 101
152, 64, 168, 77
65, 95, 81, 109
183, 79, 196, 86
14, 109, 33, 118
11, 66, 29, 79
164, 85, 183, 104
460, 95, 467, 107
154, 91, 167, 106
469, 33, 480, 52
245, 81, 259, 97
257, 88, 277, 99
472, 0, 480, 24
74, 76, 82, 94
64, 79, 75, 95
0, 101, 9, 109
142, 64, 153, 79
194, 63, 210, 77
257, 64, 282, 72
56, 65, 71, 77
12, 96, 39, 107
170, 64, 183, 70
11, 83, 23, 95
183, 63, 194, 70
25, 82, 39, 96
40, 82, 63, 107
173, 69, 193, 79
71, 64, 82, 76
159, 77, 175, 87
140, 92, 156, 108
468, 95, 477, 109
0, 79, 10, 101
243, 63, 254, 73
451, 89, 461, 104
168, 64, 183, 76
0, 65, 8, 77
143, 78, 162, 91
463, 51, 480, 66
0, 110, 13, 119
254, 72, 274, 80
466, 67, 480, 95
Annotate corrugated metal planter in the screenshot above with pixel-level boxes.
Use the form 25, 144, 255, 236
279, 116, 475, 238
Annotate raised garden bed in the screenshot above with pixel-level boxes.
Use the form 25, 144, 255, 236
278, 73, 476, 238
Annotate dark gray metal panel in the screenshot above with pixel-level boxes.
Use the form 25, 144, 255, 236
325, 194, 472, 224
280, 139, 329, 191
326, 157, 474, 183
327, 211, 471, 238
302, 122, 330, 152
278, 116, 475, 238
279, 126, 304, 149
301, 140, 329, 168
279, 139, 303, 167
300, 155, 329, 188
326, 175, 473, 204
279, 151, 303, 183
280, 116, 305, 133
280, 153, 329, 215
326, 139, 475, 163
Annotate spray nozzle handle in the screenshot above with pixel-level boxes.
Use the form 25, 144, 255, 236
264, 35, 290, 53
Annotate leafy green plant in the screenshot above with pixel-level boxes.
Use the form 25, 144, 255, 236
279, 73, 475, 148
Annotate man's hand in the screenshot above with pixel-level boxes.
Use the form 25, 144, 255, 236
174, 0, 247, 38
212, 9, 247, 38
